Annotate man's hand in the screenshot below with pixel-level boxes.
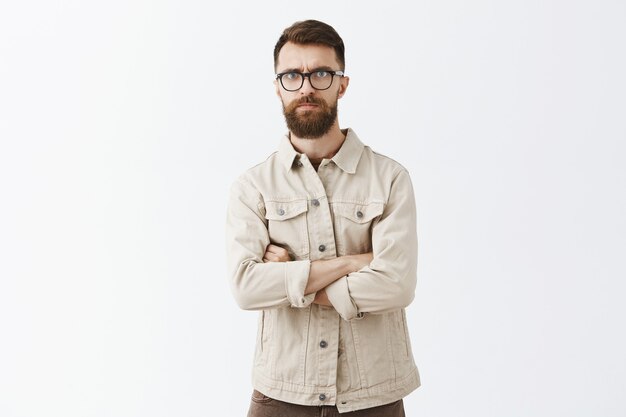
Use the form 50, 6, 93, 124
263, 244, 291, 263
313, 289, 332, 306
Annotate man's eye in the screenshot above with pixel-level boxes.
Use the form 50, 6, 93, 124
285, 72, 301, 80
313, 71, 329, 78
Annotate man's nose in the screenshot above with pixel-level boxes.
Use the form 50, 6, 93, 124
299, 76, 316, 95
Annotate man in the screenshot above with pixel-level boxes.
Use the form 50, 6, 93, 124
226, 20, 420, 416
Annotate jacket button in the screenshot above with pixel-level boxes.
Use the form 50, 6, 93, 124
319, 340, 328, 348
312, 199, 320, 207
319, 394, 326, 401
278, 208, 285, 216
318, 244, 326, 252
356, 210, 363, 218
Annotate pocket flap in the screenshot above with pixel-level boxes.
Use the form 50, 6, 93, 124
333, 201, 385, 224
264, 200, 308, 221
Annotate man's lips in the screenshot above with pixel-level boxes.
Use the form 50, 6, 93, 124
297, 103, 319, 110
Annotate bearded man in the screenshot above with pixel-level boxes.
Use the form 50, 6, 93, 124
226, 19, 421, 416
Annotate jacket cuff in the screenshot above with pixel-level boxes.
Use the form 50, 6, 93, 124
285, 260, 313, 308
325, 276, 360, 320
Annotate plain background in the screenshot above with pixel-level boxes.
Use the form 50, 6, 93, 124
1, 1, 625, 416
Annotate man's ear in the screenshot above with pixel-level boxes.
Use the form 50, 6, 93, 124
274, 79, 282, 98
338, 76, 350, 99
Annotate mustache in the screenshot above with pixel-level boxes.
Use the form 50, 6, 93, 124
298, 96, 324, 105
285, 96, 327, 112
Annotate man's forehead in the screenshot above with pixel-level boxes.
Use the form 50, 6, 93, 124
276, 42, 340, 71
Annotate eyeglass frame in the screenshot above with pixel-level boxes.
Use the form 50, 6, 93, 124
275, 70, 345, 92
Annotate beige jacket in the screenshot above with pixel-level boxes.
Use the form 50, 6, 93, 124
226, 129, 420, 413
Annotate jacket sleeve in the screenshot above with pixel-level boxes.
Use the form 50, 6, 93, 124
325, 169, 418, 320
226, 177, 314, 310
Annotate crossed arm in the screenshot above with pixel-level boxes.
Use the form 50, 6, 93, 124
263, 244, 372, 307
228, 169, 416, 318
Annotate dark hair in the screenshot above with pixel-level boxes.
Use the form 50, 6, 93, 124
273, 20, 345, 71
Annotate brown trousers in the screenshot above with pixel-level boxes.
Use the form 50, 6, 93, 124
247, 390, 406, 417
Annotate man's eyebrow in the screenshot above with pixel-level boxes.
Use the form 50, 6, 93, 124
310, 66, 334, 72
278, 66, 335, 73
278, 67, 303, 73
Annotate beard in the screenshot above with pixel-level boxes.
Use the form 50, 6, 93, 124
282, 95, 338, 139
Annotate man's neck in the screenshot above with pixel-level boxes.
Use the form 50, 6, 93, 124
289, 122, 347, 166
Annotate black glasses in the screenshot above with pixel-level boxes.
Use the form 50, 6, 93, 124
276, 70, 344, 92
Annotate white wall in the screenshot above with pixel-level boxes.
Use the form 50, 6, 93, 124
1, 1, 624, 416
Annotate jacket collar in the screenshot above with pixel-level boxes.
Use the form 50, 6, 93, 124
278, 128, 365, 174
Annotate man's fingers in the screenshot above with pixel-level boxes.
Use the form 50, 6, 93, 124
266, 244, 288, 255
266, 244, 290, 262
264, 252, 278, 262
266, 244, 280, 252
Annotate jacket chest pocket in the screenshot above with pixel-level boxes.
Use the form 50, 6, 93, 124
331, 201, 385, 254
264, 200, 310, 259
